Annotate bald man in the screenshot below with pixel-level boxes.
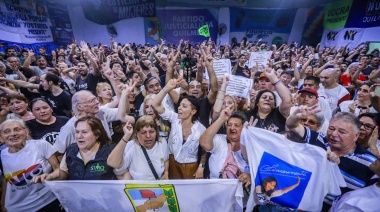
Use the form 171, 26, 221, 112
319, 68, 350, 113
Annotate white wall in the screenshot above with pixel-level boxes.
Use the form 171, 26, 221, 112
69, 7, 146, 45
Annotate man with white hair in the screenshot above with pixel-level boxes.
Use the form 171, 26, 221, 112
319, 68, 350, 113
54, 88, 135, 156
286, 109, 377, 210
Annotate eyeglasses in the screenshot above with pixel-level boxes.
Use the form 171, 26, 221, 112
79, 97, 97, 104
301, 118, 318, 126
360, 122, 375, 131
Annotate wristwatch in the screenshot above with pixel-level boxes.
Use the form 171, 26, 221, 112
199, 164, 205, 168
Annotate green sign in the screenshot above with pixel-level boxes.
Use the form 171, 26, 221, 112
323, 0, 353, 29
198, 24, 210, 37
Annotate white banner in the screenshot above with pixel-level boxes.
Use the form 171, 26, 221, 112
45, 179, 243, 212
226, 75, 253, 98
320, 28, 364, 50
205, 58, 231, 80
248, 51, 272, 69
0, 1, 53, 43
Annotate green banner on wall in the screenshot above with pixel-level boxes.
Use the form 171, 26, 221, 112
323, 0, 353, 29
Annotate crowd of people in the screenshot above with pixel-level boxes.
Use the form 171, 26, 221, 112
0, 36, 379, 211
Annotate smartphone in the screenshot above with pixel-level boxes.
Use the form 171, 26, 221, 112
375, 86, 380, 97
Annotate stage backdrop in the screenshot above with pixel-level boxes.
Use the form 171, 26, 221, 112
145, 8, 218, 45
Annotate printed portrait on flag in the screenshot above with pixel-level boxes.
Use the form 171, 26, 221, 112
254, 152, 312, 209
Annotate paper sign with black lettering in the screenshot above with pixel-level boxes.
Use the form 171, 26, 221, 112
226, 75, 253, 98
248, 51, 273, 69
205, 59, 232, 79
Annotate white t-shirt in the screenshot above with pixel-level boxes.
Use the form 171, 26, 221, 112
160, 109, 206, 163
331, 184, 380, 212
240, 127, 344, 211
54, 107, 118, 153
208, 134, 248, 179
339, 100, 377, 116
0, 140, 57, 211
115, 140, 169, 180
321, 84, 350, 113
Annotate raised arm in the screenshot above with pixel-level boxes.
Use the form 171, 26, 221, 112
152, 79, 180, 114
271, 177, 300, 197
116, 82, 135, 124
165, 51, 181, 104
201, 46, 218, 104
299, 55, 314, 78
286, 104, 321, 138
80, 41, 100, 76
368, 69, 380, 84
22, 50, 35, 72
200, 104, 233, 151
212, 76, 229, 122
0, 77, 39, 90
107, 122, 133, 168
264, 67, 292, 117
370, 84, 380, 113
314, 60, 333, 77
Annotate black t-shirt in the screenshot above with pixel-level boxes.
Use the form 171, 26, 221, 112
26, 116, 69, 145
75, 73, 104, 94
244, 107, 286, 133
174, 95, 213, 128
134, 91, 144, 113
235, 65, 250, 78
39, 85, 72, 117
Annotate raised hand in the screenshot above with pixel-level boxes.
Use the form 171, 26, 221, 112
122, 121, 133, 138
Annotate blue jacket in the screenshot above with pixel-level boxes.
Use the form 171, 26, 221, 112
66, 143, 117, 180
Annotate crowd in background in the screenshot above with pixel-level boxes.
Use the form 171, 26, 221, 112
0, 36, 379, 211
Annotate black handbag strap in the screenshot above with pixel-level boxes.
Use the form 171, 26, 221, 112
141, 146, 160, 180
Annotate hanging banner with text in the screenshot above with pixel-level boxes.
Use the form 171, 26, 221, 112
323, 0, 353, 29
80, 0, 156, 25
320, 27, 364, 49
145, 8, 218, 45
345, 0, 380, 28
46, 1, 73, 45
226, 75, 253, 98
45, 179, 243, 212
229, 8, 297, 45
0, 1, 53, 43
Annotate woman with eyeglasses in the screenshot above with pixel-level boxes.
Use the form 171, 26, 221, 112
339, 83, 377, 116
26, 98, 69, 145
357, 113, 379, 155
300, 113, 328, 135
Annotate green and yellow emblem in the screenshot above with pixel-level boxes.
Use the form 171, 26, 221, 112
125, 184, 180, 212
